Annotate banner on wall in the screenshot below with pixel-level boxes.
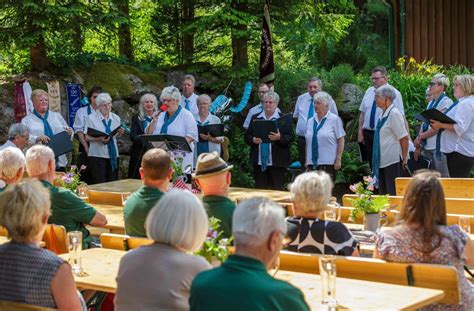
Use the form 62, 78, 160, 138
46, 80, 61, 113
13, 80, 27, 122
65, 82, 82, 127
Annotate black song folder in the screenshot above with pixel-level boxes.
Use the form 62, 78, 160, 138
87, 126, 122, 138
415, 108, 456, 124
252, 113, 292, 143
47, 131, 73, 157
198, 124, 224, 142
140, 134, 192, 153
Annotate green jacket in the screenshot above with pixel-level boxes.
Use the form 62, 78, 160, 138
124, 186, 164, 237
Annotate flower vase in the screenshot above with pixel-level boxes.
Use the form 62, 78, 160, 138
363, 213, 381, 232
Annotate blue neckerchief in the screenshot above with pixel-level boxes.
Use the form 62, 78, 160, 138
33, 109, 53, 138
435, 100, 459, 160
184, 98, 190, 111
307, 98, 314, 120
196, 119, 210, 156
87, 105, 92, 115
371, 106, 394, 187
102, 118, 118, 171
421, 93, 446, 146
160, 105, 182, 134
369, 99, 377, 129
143, 116, 152, 130
311, 116, 328, 166
260, 114, 278, 172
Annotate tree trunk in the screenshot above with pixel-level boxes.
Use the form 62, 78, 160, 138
30, 36, 50, 72
182, 0, 194, 64
231, 1, 249, 69
115, 0, 134, 61
72, 23, 84, 54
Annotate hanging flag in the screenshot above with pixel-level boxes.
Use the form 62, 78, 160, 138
46, 80, 61, 113
13, 80, 27, 122
65, 82, 82, 127
259, 0, 275, 84
22, 80, 33, 115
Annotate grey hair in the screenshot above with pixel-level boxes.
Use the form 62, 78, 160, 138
289, 171, 333, 214
375, 85, 396, 102
372, 66, 388, 76
197, 94, 212, 105
308, 77, 322, 87
160, 86, 181, 101
138, 93, 158, 120
25, 145, 55, 177
8, 123, 29, 141
263, 91, 280, 105
0, 147, 25, 179
96, 93, 112, 107
432, 73, 450, 89
232, 197, 286, 246
183, 74, 196, 86
145, 189, 208, 252
313, 91, 333, 107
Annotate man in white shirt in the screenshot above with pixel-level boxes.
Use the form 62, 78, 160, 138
244, 83, 270, 129
179, 74, 199, 116
0, 123, 29, 151
293, 77, 339, 167
358, 67, 406, 167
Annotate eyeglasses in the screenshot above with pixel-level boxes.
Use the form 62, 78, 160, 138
428, 82, 439, 87
92, 95, 98, 99
371, 76, 385, 81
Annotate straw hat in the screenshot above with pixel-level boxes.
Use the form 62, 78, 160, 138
193, 152, 233, 179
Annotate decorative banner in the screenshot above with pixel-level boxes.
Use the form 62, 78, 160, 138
65, 82, 82, 127
22, 80, 33, 115
13, 80, 27, 122
46, 80, 61, 113
259, 0, 275, 84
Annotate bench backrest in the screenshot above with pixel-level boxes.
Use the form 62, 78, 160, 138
396, 177, 474, 198
0, 300, 56, 311
88, 190, 124, 206
42, 224, 68, 255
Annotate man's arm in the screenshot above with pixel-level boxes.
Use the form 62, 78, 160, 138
358, 112, 365, 143
88, 211, 107, 227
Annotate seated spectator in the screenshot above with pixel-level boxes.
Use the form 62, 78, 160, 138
0, 123, 29, 150
115, 189, 211, 311
124, 148, 173, 237
190, 197, 309, 311
375, 170, 474, 310
0, 147, 26, 192
25, 145, 107, 248
0, 181, 82, 310
287, 171, 359, 256
193, 151, 235, 238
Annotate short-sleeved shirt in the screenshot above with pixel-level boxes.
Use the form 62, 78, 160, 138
440, 102, 461, 154
194, 113, 222, 157
379, 105, 408, 168
305, 111, 346, 166
452, 95, 474, 157
243, 104, 281, 130
202, 195, 236, 239
73, 105, 95, 133
85, 111, 121, 159
124, 186, 164, 237
359, 84, 405, 130
420, 95, 453, 150
0, 140, 16, 151
286, 217, 358, 256
41, 180, 97, 248
179, 93, 199, 116
190, 255, 310, 311
293, 92, 339, 136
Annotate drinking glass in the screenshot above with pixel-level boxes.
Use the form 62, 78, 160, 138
67, 231, 83, 275
325, 197, 341, 222
319, 255, 337, 309
77, 183, 89, 201
459, 217, 471, 234
121, 192, 132, 206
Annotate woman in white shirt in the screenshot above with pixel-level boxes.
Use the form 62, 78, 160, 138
194, 94, 223, 159
371, 85, 409, 195
85, 93, 124, 184
431, 74, 474, 177
146, 86, 198, 171
21, 89, 73, 170
305, 91, 345, 181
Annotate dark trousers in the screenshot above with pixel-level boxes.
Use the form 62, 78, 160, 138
379, 161, 401, 195
307, 164, 336, 182
128, 156, 141, 179
76, 143, 92, 184
446, 152, 474, 178
89, 157, 118, 185
297, 136, 306, 167
253, 165, 287, 190
362, 129, 375, 167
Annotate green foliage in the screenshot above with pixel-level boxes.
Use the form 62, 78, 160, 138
195, 217, 232, 264
227, 124, 254, 188
335, 143, 370, 185
348, 177, 389, 220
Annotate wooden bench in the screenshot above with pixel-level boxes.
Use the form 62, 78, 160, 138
88, 190, 126, 206
100, 233, 153, 251
396, 177, 474, 198
278, 251, 458, 305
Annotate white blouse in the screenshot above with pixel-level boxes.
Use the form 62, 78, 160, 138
378, 105, 408, 168
85, 111, 121, 159
194, 113, 222, 157
293, 92, 339, 136
73, 105, 94, 133
452, 95, 474, 157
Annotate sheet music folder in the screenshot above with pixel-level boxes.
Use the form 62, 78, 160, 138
198, 124, 224, 142
252, 113, 292, 143
47, 131, 73, 157
87, 126, 121, 138
406, 151, 431, 176
415, 108, 456, 124
140, 134, 192, 153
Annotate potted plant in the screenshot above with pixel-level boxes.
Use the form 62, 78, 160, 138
348, 176, 389, 232
54, 165, 87, 194
195, 217, 233, 266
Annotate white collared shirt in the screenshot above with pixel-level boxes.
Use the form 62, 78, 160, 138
305, 112, 345, 166
378, 105, 408, 168
243, 103, 281, 129
440, 101, 460, 154
21, 110, 70, 167
359, 84, 405, 130
255, 110, 280, 166
151, 108, 199, 169
73, 105, 95, 133
195, 113, 222, 157
453, 95, 474, 157
85, 111, 121, 159
293, 92, 338, 136
421, 95, 453, 150
0, 140, 16, 151
179, 93, 199, 116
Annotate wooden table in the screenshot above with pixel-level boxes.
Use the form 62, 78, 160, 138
0, 236, 45, 248
61, 248, 444, 310
90, 204, 125, 234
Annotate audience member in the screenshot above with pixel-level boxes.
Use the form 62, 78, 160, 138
193, 151, 235, 238
195, 94, 223, 158
0, 147, 26, 192
179, 74, 199, 115
115, 190, 211, 310
375, 170, 474, 310
124, 148, 172, 237
190, 197, 309, 311
0, 123, 29, 150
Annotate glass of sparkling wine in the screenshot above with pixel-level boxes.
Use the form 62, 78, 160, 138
67, 231, 83, 275
325, 197, 341, 222
459, 217, 471, 234
319, 255, 337, 310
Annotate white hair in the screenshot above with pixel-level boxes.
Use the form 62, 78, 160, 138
308, 77, 322, 87
289, 171, 333, 214
232, 197, 286, 246
145, 189, 208, 252
25, 145, 55, 177
313, 91, 333, 107
138, 93, 158, 120
96, 93, 113, 107
160, 86, 181, 101
263, 91, 280, 105
183, 74, 196, 86
8, 123, 29, 140
197, 94, 212, 105
375, 85, 396, 102
432, 73, 450, 88
0, 147, 25, 179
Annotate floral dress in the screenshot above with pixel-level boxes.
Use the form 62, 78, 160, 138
376, 225, 474, 310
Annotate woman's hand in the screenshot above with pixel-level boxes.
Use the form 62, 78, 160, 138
200, 133, 211, 141
36, 135, 50, 144
429, 120, 444, 130
152, 111, 161, 121
268, 130, 281, 141
334, 159, 342, 170
253, 137, 263, 144
101, 137, 111, 144
65, 127, 73, 135
117, 128, 125, 137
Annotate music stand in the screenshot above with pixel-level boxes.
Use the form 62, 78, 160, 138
140, 134, 192, 153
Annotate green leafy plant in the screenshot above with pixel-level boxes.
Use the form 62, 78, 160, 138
335, 143, 370, 185
195, 217, 233, 264
348, 176, 388, 220
170, 156, 184, 182
53, 165, 86, 192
